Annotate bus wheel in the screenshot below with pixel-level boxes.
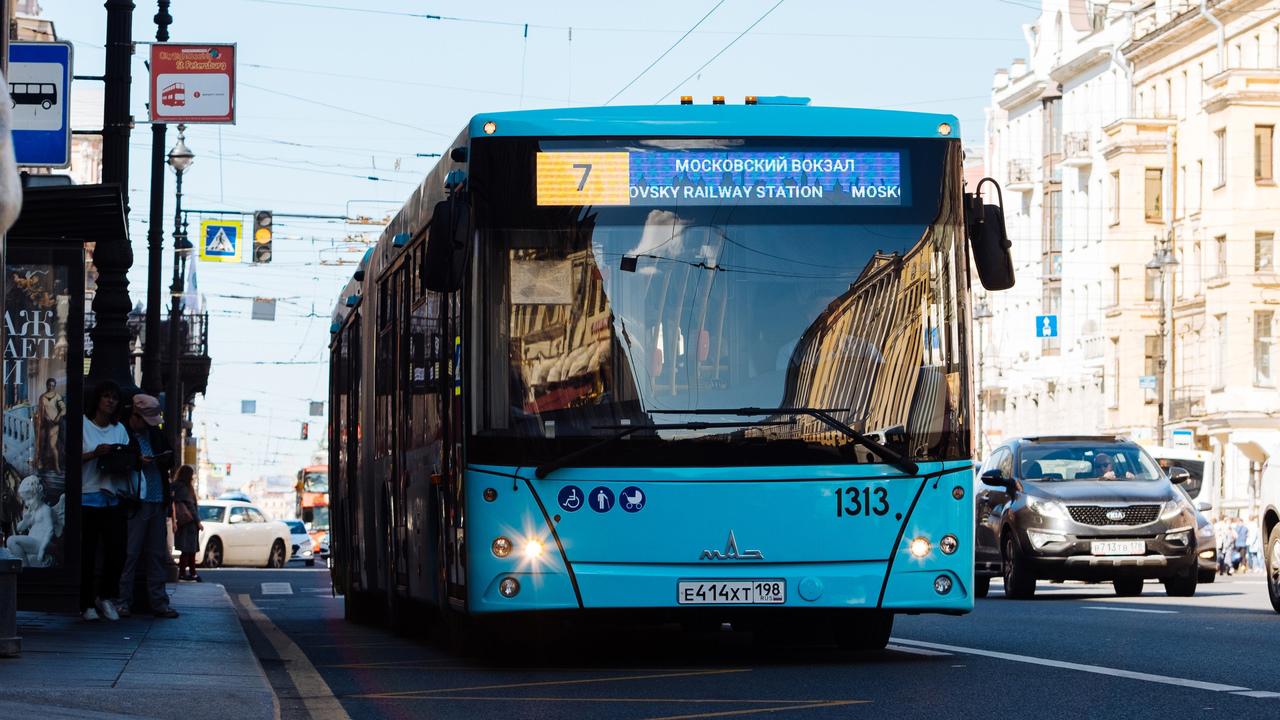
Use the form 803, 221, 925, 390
1266, 525, 1280, 614
833, 611, 893, 652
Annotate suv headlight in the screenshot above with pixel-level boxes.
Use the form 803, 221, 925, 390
1026, 495, 1070, 520
1160, 498, 1190, 520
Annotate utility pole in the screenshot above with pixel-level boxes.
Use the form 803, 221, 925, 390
141, 0, 172, 394
87, 0, 136, 389
1147, 236, 1178, 444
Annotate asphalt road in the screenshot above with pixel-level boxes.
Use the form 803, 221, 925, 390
211, 566, 1280, 720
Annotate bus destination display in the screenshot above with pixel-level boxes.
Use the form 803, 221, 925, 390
536, 149, 903, 207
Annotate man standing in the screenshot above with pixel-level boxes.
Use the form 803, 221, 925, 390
117, 394, 178, 618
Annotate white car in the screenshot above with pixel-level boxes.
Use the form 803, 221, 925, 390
189, 501, 293, 569
283, 519, 317, 567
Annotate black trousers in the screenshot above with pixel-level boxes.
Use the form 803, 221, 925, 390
79, 504, 126, 611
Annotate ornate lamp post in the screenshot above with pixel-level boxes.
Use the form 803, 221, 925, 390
1146, 238, 1179, 444
974, 301, 994, 458
165, 126, 194, 450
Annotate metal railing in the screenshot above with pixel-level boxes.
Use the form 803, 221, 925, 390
1064, 132, 1090, 160
1008, 159, 1034, 185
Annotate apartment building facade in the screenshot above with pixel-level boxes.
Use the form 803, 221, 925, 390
982, 0, 1280, 511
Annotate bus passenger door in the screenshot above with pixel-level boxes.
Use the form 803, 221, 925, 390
439, 288, 467, 607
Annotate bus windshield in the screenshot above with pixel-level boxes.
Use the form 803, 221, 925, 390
471, 137, 969, 467
302, 471, 328, 493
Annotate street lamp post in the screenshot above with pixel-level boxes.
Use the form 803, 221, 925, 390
974, 301, 993, 459
1146, 238, 1179, 444
166, 126, 194, 453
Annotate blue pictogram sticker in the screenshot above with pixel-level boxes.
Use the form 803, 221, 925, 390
588, 486, 615, 513
557, 485, 583, 513
620, 486, 645, 513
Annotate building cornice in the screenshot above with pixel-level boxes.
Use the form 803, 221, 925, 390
1202, 68, 1280, 113
996, 77, 1050, 112
1049, 45, 1113, 84
1099, 117, 1176, 160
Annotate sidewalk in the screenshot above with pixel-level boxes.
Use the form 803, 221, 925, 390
0, 582, 276, 720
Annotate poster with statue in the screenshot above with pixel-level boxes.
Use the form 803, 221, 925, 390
2, 261, 70, 568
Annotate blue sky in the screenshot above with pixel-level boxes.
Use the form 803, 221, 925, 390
39, 0, 1036, 485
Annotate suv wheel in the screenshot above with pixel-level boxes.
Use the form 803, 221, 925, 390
1162, 570, 1197, 597
1113, 577, 1144, 596
1267, 525, 1280, 614
1002, 534, 1036, 599
974, 576, 990, 599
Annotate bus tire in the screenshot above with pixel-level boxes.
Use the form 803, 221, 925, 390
1002, 533, 1036, 599
974, 575, 990, 599
833, 611, 893, 652
1266, 524, 1280, 613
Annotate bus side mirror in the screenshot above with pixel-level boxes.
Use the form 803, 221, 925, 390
1168, 467, 1191, 485
424, 194, 470, 293
965, 178, 1015, 292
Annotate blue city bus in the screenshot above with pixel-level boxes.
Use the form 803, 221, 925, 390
327, 100, 1014, 650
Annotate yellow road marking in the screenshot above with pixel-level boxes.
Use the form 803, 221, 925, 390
349, 695, 839, 705
236, 593, 351, 720
353, 668, 751, 698
642, 700, 870, 720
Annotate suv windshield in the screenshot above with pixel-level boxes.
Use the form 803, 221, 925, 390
1018, 444, 1162, 481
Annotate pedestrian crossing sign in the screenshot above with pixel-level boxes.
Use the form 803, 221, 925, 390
200, 219, 242, 263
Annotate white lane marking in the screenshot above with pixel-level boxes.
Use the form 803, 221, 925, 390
885, 644, 951, 657
1233, 691, 1280, 698
1081, 606, 1178, 615
260, 582, 294, 595
890, 638, 1252, 694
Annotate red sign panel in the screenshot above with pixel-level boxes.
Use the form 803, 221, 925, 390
149, 43, 236, 124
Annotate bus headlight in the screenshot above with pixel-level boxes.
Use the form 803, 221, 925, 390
939, 534, 958, 555
523, 539, 544, 560
909, 537, 931, 558
492, 536, 513, 558
499, 577, 520, 597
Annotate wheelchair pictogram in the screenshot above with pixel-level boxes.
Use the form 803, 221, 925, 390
557, 485, 583, 512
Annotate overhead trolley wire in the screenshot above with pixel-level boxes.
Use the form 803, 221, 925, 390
655, 0, 789, 104
606, 0, 728, 105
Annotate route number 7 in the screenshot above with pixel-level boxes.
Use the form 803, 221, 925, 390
573, 163, 592, 191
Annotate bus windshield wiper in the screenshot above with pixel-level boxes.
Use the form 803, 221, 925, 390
533, 419, 796, 479
650, 407, 919, 475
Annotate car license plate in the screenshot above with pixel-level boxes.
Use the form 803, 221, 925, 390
677, 580, 786, 605
1090, 540, 1145, 556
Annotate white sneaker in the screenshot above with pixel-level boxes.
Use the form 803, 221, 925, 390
95, 598, 120, 621
82, 607, 100, 621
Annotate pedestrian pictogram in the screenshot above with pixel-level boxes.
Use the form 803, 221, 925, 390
200, 219, 243, 263
589, 486, 615, 513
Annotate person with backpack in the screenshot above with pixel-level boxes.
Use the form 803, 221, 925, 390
116, 394, 178, 618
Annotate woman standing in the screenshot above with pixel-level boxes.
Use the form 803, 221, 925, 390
172, 465, 202, 581
79, 380, 130, 621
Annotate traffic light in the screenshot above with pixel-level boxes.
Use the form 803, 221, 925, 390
225, 463, 232, 475
253, 210, 273, 263
300, 422, 309, 440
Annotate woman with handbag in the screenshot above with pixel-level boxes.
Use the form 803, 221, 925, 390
172, 465, 203, 582
79, 380, 132, 622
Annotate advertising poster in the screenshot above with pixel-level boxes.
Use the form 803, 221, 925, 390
2, 261, 70, 568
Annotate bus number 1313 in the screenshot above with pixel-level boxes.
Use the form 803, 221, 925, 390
835, 485, 890, 518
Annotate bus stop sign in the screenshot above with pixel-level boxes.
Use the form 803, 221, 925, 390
8, 42, 73, 167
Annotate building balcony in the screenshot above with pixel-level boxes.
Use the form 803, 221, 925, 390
1203, 68, 1280, 114
1006, 159, 1035, 192
1170, 386, 1206, 421
1081, 333, 1105, 361
1099, 117, 1176, 160
1061, 132, 1092, 167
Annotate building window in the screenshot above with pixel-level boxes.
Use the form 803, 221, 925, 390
1144, 335, 1160, 404
1108, 337, 1120, 408
1145, 266, 1160, 301
1256, 311, 1274, 386
1216, 235, 1228, 278
1215, 129, 1227, 187
1110, 265, 1121, 305
1144, 168, 1163, 221
1109, 171, 1121, 225
1176, 165, 1186, 219
1214, 313, 1228, 390
1256, 232, 1274, 272
1257, 125, 1274, 182
1194, 160, 1203, 213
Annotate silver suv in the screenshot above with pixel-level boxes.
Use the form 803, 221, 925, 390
974, 436, 1199, 599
